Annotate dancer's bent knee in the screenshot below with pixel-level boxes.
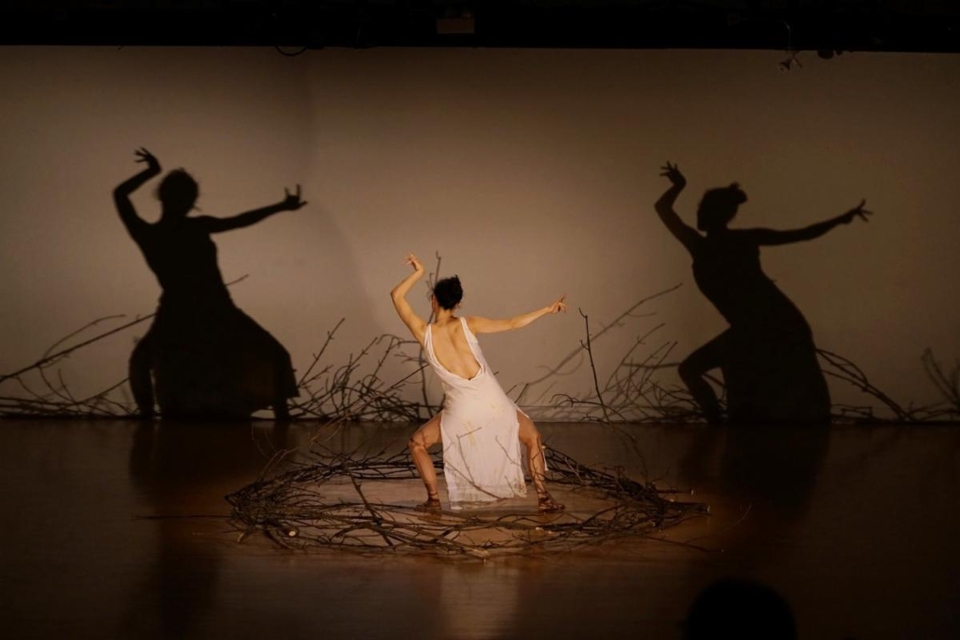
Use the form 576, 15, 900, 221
677, 357, 700, 382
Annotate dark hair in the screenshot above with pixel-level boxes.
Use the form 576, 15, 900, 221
698, 182, 748, 229
433, 276, 463, 310
156, 169, 199, 212
684, 578, 797, 640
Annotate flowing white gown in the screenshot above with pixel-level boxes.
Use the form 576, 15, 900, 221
424, 317, 527, 508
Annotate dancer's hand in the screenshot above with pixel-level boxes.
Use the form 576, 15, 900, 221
279, 185, 307, 211
660, 161, 686, 189
404, 253, 425, 274
839, 199, 871, 224
547, 295, 567, 314
134, 147, 161, 173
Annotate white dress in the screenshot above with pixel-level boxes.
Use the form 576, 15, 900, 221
424, 317, 527, 507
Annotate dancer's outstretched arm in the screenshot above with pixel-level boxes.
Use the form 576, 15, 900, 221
467, 296, 567, 335
197, 185, 307, 233
745, 200, 871, 245
114, 148, 161, 236
391, 253, 428, 345
655, 162, 702, 253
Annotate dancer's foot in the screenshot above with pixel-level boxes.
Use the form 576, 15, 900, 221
415, 494, 441, 513
537, 493, 565, 513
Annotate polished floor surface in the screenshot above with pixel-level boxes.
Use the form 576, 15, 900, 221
1, 419, 958, 639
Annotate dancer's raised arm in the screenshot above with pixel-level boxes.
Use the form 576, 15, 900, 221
197, 185, 307, 233
743, 200, 872, 246
467, 295, 567, 335
391, 253, 429, 345
655, 162, 702, 252
114, 148, 162, 236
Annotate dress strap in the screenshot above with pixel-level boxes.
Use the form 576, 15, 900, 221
423, 323, 435, 358
459, 316, 474, 339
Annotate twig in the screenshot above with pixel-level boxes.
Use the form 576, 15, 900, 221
578, 307, 611, 423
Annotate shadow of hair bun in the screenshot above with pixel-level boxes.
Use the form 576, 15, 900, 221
726, 182, 748, 205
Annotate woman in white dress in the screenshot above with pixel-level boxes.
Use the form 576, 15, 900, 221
391, 254, 566, 512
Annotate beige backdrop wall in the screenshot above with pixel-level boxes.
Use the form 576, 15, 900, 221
1, 46, 958, 418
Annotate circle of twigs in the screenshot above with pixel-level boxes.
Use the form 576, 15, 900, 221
227, 447, 708, 559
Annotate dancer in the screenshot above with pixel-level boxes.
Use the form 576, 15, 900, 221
115, 148, 304, 420
391, 254, 566, 511
656, 162, 870, 425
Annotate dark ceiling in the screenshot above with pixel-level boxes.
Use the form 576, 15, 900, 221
1, 1, 958, 53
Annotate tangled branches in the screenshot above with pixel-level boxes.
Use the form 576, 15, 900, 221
2, 274, 958, 424
0, 312, 433, 421
288, 321, 434, 422
820, 348, 960, 423
921, 349, 960, 418
516, 285, 704, 423
539, 295, 960, 425
0, 314, 149, 418
226, 445, 707, 559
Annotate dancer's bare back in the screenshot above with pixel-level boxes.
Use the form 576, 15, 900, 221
429, 318, 481, 380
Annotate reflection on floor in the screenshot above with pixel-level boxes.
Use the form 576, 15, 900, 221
0, 419, 958, 639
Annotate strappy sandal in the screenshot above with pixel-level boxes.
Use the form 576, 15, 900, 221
415, 494, 442, 513
537, 493, 565, 513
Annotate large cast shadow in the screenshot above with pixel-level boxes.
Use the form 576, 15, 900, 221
114, 148, 305, 420
654, 162, 871, 426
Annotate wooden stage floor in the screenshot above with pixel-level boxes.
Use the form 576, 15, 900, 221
1, 419, 957, 639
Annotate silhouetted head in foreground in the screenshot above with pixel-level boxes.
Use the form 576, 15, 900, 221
157, 169, 199, 219
432, 276, 463, 312
683, 578, 797, 640
697, 183, 748, 233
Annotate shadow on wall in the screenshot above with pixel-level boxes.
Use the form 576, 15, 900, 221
114, 149, 306, 421
655, 162, 872, 426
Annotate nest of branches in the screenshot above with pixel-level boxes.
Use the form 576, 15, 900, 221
226, 445, 707, 559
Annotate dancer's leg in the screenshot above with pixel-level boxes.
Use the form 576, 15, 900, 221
517, 411, 564, 512
408, 413, 443, 509
272, 395, 291, 422
678, 337, 724, 424
129, 330, 155, 419
272, 345, 295, 422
